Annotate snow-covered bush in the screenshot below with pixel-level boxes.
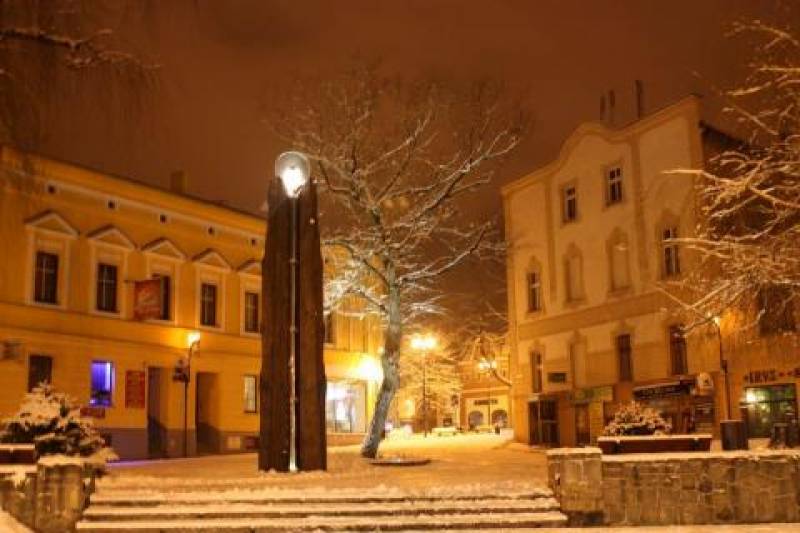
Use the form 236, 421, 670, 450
0, 384, 116, 461
603, 402, 672, 436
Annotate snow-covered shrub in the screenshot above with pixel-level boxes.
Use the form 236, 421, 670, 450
0, 384, 116, 460
603, 401, 672, 436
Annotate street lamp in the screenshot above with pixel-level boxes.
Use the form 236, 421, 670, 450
710, 314, 747, 450
183, 331, 200, 458
478, 358, 498, 429
411, 334, 437, 437
275, 151, 310, 472
710, 315, 731, 421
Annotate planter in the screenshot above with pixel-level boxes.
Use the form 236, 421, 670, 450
597, 434, 712, 454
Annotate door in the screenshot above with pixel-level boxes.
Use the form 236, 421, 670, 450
147, 367, 166, 458
195, 372, 219, 454
575, 404, 590, 446
529, 399, 559, 446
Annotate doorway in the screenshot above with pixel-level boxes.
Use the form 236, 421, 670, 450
528, 399, 559, 446
575, 404, 590, 446
195, 372, 219, 454
147, 367, 166, 458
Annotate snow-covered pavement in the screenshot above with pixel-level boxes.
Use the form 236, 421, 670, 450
103, 431, 547, 491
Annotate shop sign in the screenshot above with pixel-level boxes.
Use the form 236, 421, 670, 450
474, 399, 499, 406
571, 385, 613, 404
125, 370, 146, 409
744, 367, 800, 385
548, 372, 567, 383
80, 406, 105, 419
133, 279, 162, 320
633, 380, 691, 400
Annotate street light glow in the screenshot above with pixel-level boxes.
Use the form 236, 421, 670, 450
187, 331, 201, 348
411, 334, 437, 351
275, 151, 310, 198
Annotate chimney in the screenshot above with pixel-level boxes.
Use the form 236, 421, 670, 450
607, 89, 616, 126
600, 94, 607, 122
170, 170, 187, 195
635, 80, 644, 119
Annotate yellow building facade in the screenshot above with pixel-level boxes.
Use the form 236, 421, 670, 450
0, 147, 382, 459
504, 96, 800, 447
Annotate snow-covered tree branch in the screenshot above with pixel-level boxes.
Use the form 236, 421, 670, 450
269, 63, 527, 457
667, 20, 799, 335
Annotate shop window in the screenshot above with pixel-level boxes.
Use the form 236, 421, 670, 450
325, 380, 366, 433
28, 355, 52, 391
34, 251, 59, 304
244, 292, 260, 333
527, 272, 542, 312
90, 361, 114, 407
669, 324, 688, 375
616, 334, 633, 382
662, 227, 681, 277
607, 166, 623, 205
96, 263, 118, 312
243, 375, 258, 413
743, 384, 798, 438
200, 283, 218, 326
757, 284, 796, 335
531, 352, 543, 393
562, 185, 578, 223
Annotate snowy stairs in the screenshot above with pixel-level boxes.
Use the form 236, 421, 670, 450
76, 486, 567, 531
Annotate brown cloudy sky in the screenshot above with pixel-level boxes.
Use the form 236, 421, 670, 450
35, 0, 791, 322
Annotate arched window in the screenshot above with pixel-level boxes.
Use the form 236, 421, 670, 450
607, 229, 631, 291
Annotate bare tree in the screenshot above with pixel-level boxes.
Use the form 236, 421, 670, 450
667, 20, 799, 333
271, 64, 526, 457
0, 0, 155, 147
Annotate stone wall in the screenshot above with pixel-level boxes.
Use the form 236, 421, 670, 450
0, 462, 94, 532
548, 447, 800, 526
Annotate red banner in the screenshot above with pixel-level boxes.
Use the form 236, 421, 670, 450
133, 279, 162, 320
125, 371, 146, 409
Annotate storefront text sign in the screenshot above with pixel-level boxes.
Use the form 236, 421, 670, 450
571, 385, 613, 404
744, 367, 800, 384
125, 370, 146, 409
633, 380, 691, 400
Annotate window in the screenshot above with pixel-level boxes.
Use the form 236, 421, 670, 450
616, 334, 632, 382
531, 352, 543, 393
96, 263, 118, 312
758, 284, 796, 335
565, 252, 584, 302
326, 380, 367, 433
609, 236, 630, 291
34, 251, 59, 304
200, 283, 217, 326
607, 167, 623, 204
527, 272, 542, 312
28, 355, 52, 391
669, 325, 688, 375
157, 275, 171, 320
324, 313, 336, 345
243, 375, 258, 413
90, 361, 114, 407
244, 292, 260, 333
562, 186, 578, 223
662, 227, 681, 277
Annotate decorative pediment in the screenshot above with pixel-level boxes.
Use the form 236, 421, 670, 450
24, 210, 78, 238
141, 237, 186, 261
192, 248, 232, 271
87, 225, 135, 250
237, 258, 261, 277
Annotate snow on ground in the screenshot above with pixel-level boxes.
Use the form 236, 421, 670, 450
101, 430, 547, 493
0, 511, 32, 533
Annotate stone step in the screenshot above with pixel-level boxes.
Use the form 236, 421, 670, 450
81, 497, 561, 521
76, 510, 568, 531
89, 488, 554, 506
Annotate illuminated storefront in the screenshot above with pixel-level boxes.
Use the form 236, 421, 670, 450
325, 380, 368, 433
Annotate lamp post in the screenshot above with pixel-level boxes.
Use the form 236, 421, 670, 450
411, 334, 437, 437
275, 151, 310, 472
183, 331, 200, 458
479, 358, 497, 428
711, 316, 731, 421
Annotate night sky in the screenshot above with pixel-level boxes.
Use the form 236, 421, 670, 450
35, 0, 789, 323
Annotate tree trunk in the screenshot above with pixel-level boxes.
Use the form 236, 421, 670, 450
361, 285, 402, 459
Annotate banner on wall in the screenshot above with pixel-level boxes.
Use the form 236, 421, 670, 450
133, 279, 162, 320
